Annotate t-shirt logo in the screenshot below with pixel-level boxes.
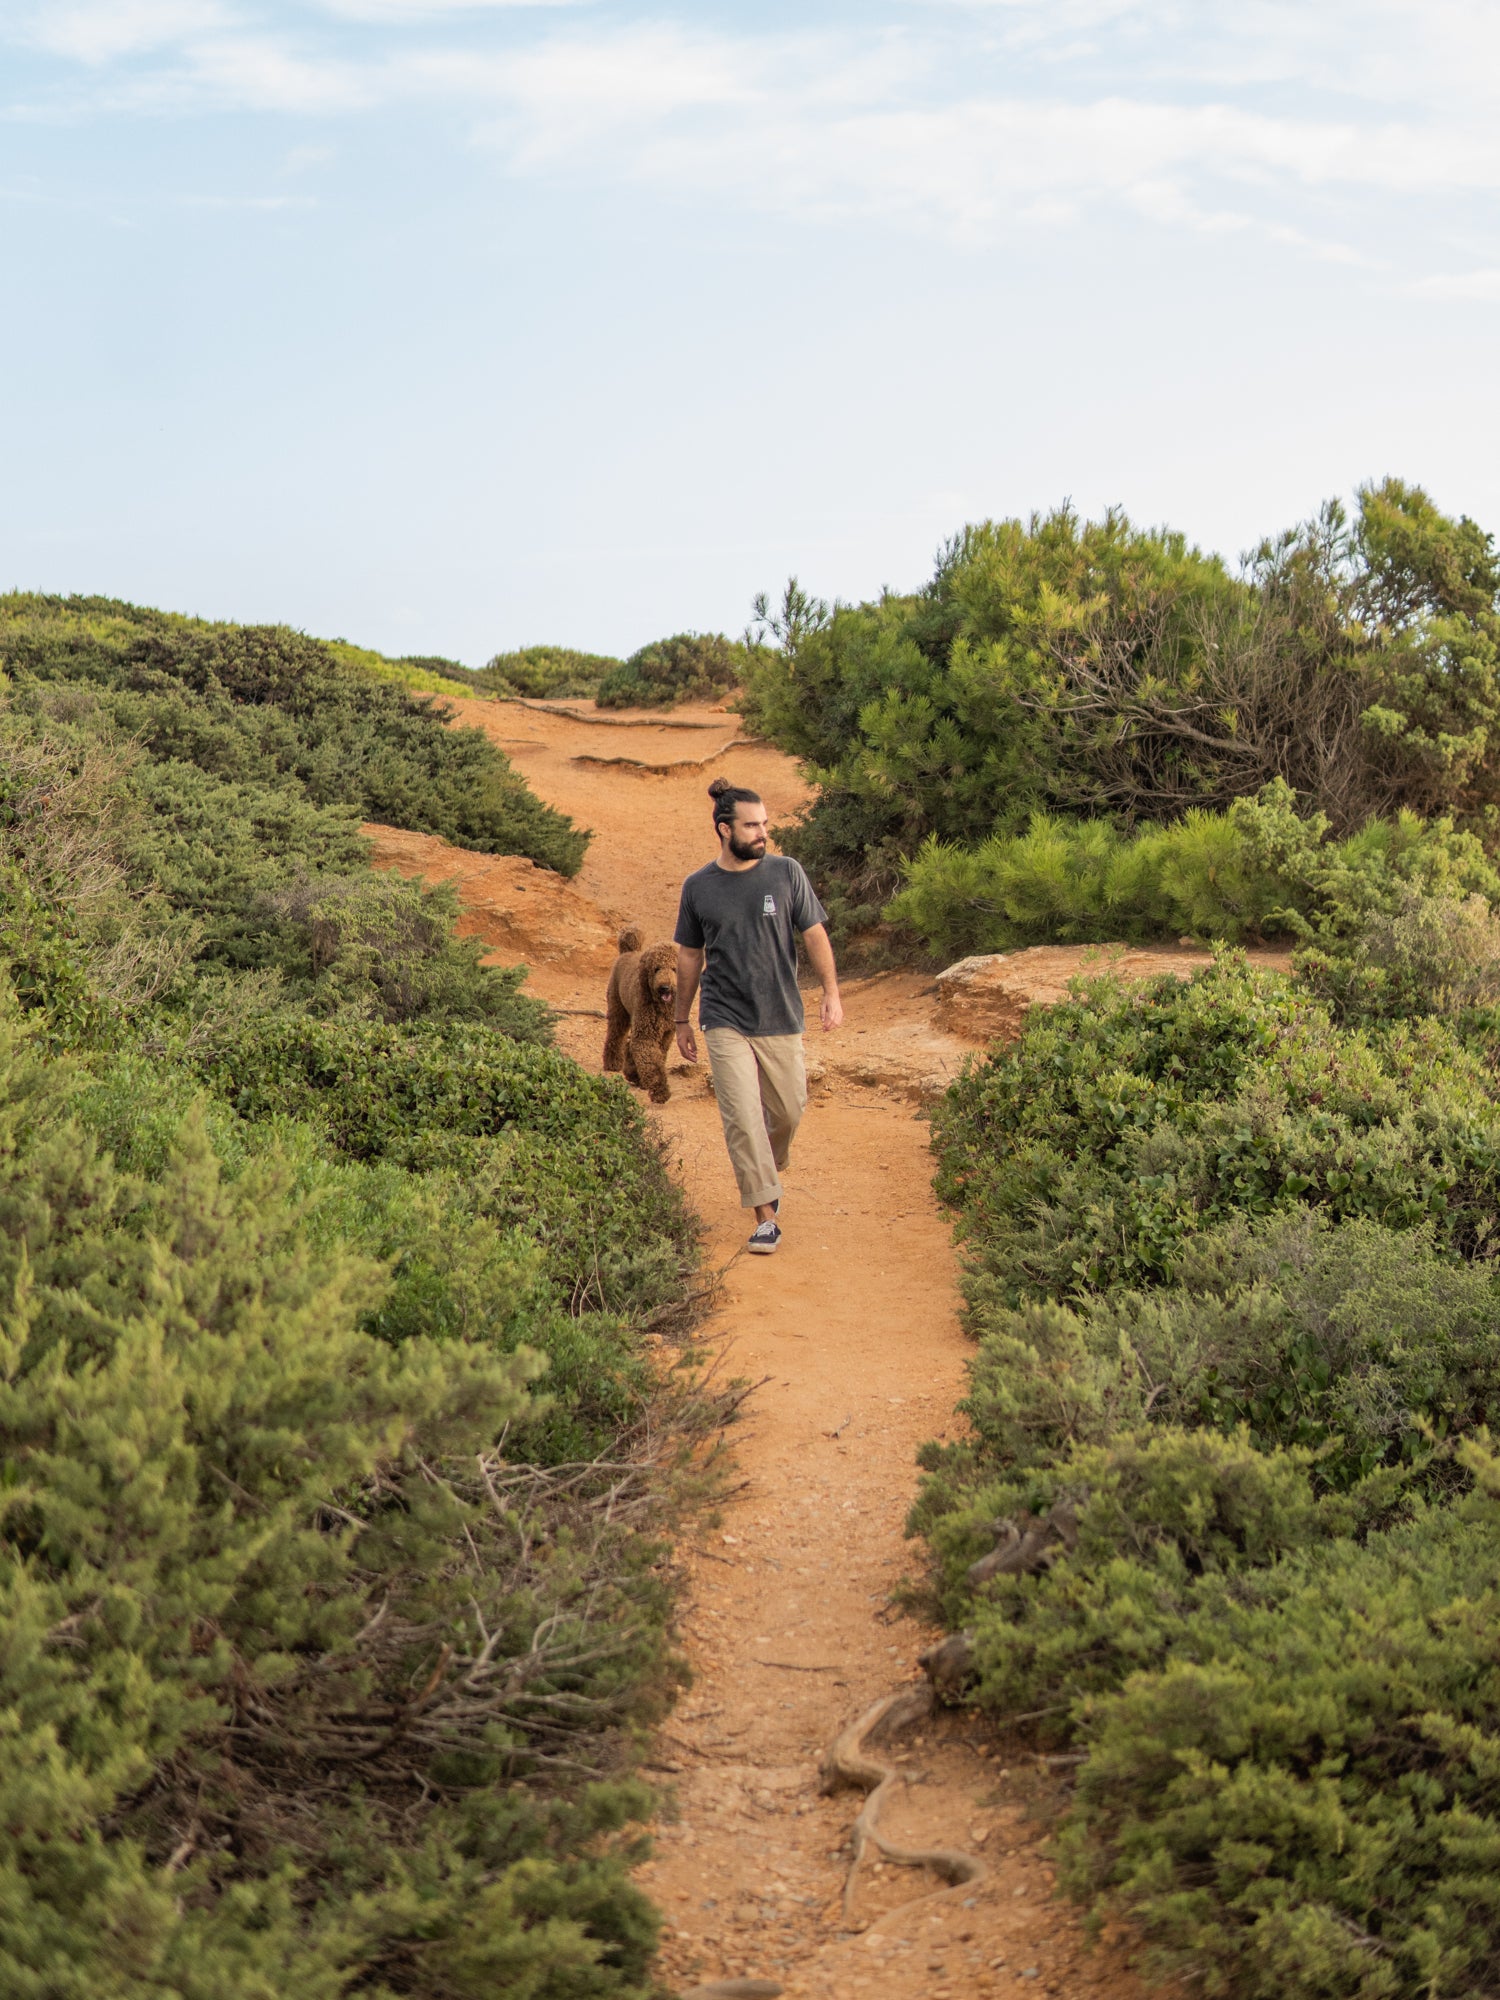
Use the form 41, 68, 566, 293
763, 893, 777, 916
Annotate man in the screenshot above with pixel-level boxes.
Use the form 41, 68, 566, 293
673, 778, 843, 1256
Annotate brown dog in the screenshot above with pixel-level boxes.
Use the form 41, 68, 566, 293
603, 927, 678, 1104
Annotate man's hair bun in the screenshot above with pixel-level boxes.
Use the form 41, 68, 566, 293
707, 778, 764, 827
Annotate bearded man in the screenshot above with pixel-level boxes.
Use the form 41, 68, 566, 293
672, 778, 843, 1256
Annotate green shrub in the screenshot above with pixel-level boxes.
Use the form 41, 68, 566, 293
921, 1213, 1500, 1512
0, 1009, 673, 1996
1298, 886, 1500, 1021
254, 871, 551, 1031
889, 783, 1500, 961
199, 1013, 638, 1152
0, 593, 587, 876
917, 938, 1500, 1998
191, 1013, 696, 1325
324, 637, 482, 700
913, 1426, 1380, 1735
931, 953, 1500, 1302
1061, 1439, 1500, 2000
750, 482, 1500, 932
476, 646, 622, 700
0, 594, 718, 1997
595, 632, 757, 710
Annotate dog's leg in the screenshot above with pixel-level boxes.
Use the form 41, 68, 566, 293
633, 1027, 671, 1105
603, 983, 629, 1074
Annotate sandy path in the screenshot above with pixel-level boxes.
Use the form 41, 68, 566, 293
428, 699, 1158, 2000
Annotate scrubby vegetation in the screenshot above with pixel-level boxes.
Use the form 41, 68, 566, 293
915, 944, 1500, 1997
0, 593, 587, 877
0, 595, 714, 1994
475, 646, 625, 701
744, 482, 1500, 945
475, 632, 758, 709
889, 781, 1500, 961
596, 633, 758, 710
323, 638, 482, 701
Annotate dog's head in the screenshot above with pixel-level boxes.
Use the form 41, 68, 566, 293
640, 941, 678, 1010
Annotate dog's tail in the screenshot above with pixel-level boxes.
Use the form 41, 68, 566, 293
617, 926, 644, 954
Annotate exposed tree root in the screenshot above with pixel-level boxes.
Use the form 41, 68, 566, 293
820, 1684, 987, 1930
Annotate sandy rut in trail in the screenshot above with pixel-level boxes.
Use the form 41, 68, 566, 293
373, 696, 1166, 2000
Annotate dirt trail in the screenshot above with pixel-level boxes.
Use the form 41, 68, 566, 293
383, 699, 1166, 1999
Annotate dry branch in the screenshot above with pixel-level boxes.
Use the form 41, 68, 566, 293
821, 1685, 986, 1928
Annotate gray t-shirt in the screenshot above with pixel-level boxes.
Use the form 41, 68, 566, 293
674, 855, 828, 1037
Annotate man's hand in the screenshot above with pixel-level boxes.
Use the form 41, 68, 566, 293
801, 924, 843, 1033
674, 944, 704, 1064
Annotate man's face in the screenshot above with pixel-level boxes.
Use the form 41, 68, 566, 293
724, 801, 769, 862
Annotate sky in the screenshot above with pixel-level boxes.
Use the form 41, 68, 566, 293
3, 2, 1499, 664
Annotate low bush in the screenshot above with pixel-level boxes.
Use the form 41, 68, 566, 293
0, 1008, 691, 1997
595, 632, 757, 710
0, 592, 587, 876
923, 1212, 1500, 1506
253, 872, 550, 1031
916, 944, 1500, 1997
192, 1012, 695, 1328
1063, 1441, 1500, 2000
889, 782, 1500, 962
324, 637, 482, 700
933, 953, 1500, 1302
915, 1426, 1385, 1731
1297, 885, 1500, 1022
476, 645, 622, 700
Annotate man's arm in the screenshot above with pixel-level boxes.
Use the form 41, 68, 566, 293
801, 923, 844, 1031
675, 945, 705, 1062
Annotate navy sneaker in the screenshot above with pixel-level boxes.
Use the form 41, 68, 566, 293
748, 1219, 782, 1256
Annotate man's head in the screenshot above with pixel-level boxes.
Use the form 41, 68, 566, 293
708, 779, 768, 863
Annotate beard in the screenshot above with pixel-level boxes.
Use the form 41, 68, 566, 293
727, 831, 767, 862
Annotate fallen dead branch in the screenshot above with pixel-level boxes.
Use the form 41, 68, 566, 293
821, 1684, 987, 1928
750, 1659, 840, 1673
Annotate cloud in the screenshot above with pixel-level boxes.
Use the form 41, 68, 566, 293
465, 34, 1500, 236
18, 0, 239, 65
111, 34, 377, 113
315, 0, 579, 19
1410, 268, 1500, 300
8, 5, 1500, 278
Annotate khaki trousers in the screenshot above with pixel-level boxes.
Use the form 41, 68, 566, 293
704, 1028, 807, 1209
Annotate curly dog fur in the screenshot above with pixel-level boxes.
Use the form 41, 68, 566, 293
603, 926, 679, 1104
